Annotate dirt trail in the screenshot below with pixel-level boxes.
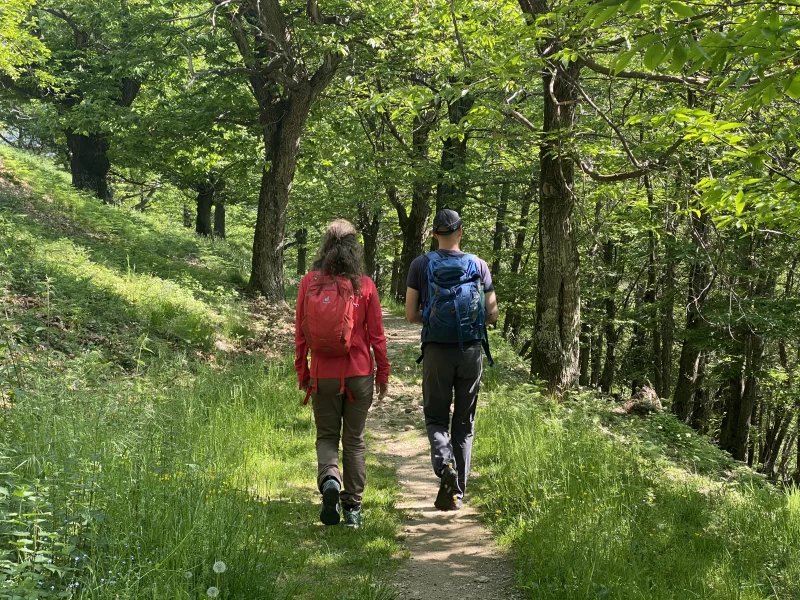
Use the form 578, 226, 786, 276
369, 311, 520, 600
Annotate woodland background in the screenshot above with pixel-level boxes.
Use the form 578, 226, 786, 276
2, 1, 800, 597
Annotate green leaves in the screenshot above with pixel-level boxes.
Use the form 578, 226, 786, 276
643, 43, 667, 71
668, 1, 695, 18
786, 72, 800, 100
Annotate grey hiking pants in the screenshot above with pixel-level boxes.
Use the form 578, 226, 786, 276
422, 343, 483, 499
311, 375, 373, 509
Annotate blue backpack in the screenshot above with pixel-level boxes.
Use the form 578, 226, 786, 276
421, 251, 494, 365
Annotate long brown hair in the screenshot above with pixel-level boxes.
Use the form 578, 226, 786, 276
311, 219, 364, 294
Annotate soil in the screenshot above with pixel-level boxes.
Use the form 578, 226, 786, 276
369, 311, 520, 600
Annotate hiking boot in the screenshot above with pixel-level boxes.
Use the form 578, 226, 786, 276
320, 479, 341, 526
434, 463, 460, 511
342, 507, 363, 529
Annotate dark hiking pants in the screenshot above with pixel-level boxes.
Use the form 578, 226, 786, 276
422, 343, 483, 498
311, 375, 373, 509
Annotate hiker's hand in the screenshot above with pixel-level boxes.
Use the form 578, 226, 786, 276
376, 382, 388, 400
301, 380, 310, 393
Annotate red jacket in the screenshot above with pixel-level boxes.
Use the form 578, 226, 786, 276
295, 272, 390, 388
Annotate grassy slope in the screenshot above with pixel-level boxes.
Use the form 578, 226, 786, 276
0, 148, 400, 600
469, 342, 800, 599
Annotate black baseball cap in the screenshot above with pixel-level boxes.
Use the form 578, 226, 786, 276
432, 209, 462, 234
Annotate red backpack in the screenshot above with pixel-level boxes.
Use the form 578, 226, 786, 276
301, 273, 355, 404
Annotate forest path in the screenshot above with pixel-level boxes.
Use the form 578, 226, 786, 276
368, 310, 520, 600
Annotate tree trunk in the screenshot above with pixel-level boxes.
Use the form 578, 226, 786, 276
435, 89, 474, 215
213, 202, 226, 238
762, 410, 793, 477
195, 184, 214, 236
642, 175, 660, 393
659, 208, 678, 398
503, 183, 534, 344
248, 93, 314, 302
66, 131, 112, 203
296, 228, 308, 276
579, 324, 591, 386
491, 182, 509, 279
719, 235, 776, 460
673, 210, 711, 422
393, 114, 434, 302
390, 246, 402, 299
599, 241, 618, 394
591, 327, 604, 387
529, 61, 581, 392
358, 202, 381, 281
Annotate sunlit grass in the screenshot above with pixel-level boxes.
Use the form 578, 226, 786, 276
0, 149, 401, 599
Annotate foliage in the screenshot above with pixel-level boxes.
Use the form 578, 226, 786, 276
0, 0, 47, 80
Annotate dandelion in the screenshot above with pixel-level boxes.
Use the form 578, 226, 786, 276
207, 586, 220, 598
213, 561, 226, 574
184, 571, 193, 579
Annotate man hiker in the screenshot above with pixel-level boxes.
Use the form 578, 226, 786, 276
404, 209, 498, 510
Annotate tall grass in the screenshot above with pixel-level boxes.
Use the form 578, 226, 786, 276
471, 382, 800, 599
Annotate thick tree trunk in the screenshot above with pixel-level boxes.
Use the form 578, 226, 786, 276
66, 131, 112, 203
530, 61, 581, 392
393, 114, 434, 302
673, 211, 710, 422
213, 202, 226, 238
296, 228, 308, 276
195, 184, 214, 236
249, 93, 314, 302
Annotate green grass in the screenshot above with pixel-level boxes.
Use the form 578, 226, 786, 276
0, 148, 401, 599
470, 350, 800, 599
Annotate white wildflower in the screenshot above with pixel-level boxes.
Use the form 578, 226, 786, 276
207, 586, 220, 598
213, 560, 226, 574
184, 571, 193, 579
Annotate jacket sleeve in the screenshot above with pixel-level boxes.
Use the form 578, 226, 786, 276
366, 278, 390, 383
294, 275, 310, 388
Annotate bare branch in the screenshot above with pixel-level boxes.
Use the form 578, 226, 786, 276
503, 108, 538, 133
581, 56, 710, 86
571, 74, 641, 168
450, 0, 470, 69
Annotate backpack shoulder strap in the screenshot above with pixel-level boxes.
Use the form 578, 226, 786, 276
425, 250, 441, 265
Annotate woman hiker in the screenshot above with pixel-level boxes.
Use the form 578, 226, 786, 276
294, 219, 390, 528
